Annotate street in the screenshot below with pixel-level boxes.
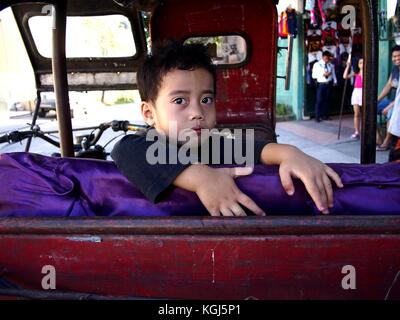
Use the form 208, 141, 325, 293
0, 108, 391, 164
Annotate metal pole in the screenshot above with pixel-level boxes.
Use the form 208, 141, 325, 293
25, 90, 41, 152
51, 2, 74, 157
337, 78, 349, 140
360, 0, 378, 164
284, 35, 293, 90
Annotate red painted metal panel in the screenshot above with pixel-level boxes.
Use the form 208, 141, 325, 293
151, 0, 277, 128
1, 234, 400, 299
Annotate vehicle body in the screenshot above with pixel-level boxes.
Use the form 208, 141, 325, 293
1, 0, 400, 300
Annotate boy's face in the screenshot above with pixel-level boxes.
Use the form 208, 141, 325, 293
322, 55, 331, 63
142, 68, 216, 144
392, 50, 400, 67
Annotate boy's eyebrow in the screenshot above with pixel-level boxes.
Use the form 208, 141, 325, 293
168, 89, 215, 96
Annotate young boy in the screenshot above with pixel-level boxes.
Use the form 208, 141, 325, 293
111, 40, 343, 217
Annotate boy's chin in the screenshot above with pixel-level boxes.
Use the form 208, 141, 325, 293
175, 132, 210, 148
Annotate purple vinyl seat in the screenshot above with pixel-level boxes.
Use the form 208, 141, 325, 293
1, 152, 400, 217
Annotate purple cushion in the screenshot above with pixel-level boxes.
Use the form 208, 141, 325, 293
1, 152, 400, 217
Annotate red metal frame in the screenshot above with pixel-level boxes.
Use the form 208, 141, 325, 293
1, 0, 399, 300
151, 0, 277, 129
1, 217, 400, 299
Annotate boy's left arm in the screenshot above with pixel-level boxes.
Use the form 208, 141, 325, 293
260, 143, 343, 214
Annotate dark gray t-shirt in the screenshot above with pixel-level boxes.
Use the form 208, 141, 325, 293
111, 130, 272, 203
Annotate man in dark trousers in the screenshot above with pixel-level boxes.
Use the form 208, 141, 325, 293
312, 51, 337, 122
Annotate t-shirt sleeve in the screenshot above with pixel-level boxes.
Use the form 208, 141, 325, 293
392, 65, 399, 81
254, 139, 272, 164
111, 134, 190, 203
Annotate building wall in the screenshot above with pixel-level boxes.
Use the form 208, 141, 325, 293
378, 0, 391, 95
275, 6, 304, 120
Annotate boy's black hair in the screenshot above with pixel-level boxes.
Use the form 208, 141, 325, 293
392, 45, 400, 54
322, 51, 332, 58
137, 40, 216, 103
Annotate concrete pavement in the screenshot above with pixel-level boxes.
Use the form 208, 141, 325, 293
276, 115, 390, 164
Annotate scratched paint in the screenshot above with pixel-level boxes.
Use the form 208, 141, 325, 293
211, 249, 215, 284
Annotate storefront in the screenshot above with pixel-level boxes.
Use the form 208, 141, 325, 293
276, 0, 396, 120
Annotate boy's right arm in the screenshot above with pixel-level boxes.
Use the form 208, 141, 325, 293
111, 134, 265, 216
173, 164, 265, 217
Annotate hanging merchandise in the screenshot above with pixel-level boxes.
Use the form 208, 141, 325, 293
286, 6, 298, 38
309, 1, 318, 26
306, 28, 323, 60
322, 0, 337, 11
317, 0, 328, 24
351, 27, 362, 55
278, 11, 289, 38
337, 24, 352, 55
317, 0, 338, 25
305, 0, 315, 11
321, 20, 339, 59
305, 26, 323, 84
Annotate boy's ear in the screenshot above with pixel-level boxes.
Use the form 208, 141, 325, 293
141, 101, 155, 126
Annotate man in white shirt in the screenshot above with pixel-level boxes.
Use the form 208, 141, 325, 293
312, 51, 337, 122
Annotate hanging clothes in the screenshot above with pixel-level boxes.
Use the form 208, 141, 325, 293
309, 1, 318, 26
317, 0, 338, 25
321, 21, 338, 46
286, 7, 298, 37
352, 27, 362, 55
278, 11, 289, 38
321, 20, 338, 59
306, 27, 323, 84
305, 0, 315, 11
317, 0, 328, 24
337, 24, 352, 55
322, 0, 337, 11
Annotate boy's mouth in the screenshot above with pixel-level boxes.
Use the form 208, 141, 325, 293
191, 127, 203, 135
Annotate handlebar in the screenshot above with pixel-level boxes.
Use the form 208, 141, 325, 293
0, 121, 147, 158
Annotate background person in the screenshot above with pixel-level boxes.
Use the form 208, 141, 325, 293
343, 55, 363, 140
376, 45, 400, 151
312, 51, 337, 122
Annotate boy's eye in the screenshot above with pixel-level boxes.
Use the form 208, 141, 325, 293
173, 98, 186, 105
201, 97, 214, 104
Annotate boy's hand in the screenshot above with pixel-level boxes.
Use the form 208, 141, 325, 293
278, 153, 343, 214
173, 164, 265, 217
261, 144, 344, 214
196, 167, 266, 217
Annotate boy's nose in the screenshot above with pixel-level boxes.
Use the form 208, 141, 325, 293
189, 103, 204, 120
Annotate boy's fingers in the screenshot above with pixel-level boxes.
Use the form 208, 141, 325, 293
230, 204, 247, 217
229, 166, 254, 178
279, 169, 295, 195
316, 178, 329, 214
208, 208, 221, 217
322, 174, 334, 208
325, 166, 343, 188
303, 178, 326, 213
220, 207, 235, 217
238, 193, 266, 216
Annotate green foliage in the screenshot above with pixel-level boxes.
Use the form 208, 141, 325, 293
114, 96, 134, 104
276, 103, 292, 116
